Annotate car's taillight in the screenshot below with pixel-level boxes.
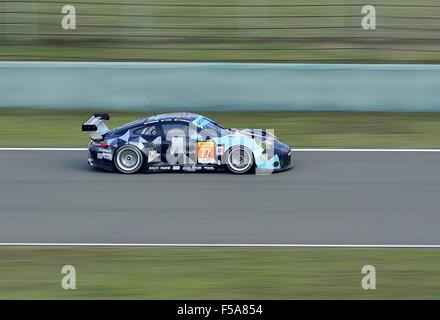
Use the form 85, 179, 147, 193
92, 141, 109, 148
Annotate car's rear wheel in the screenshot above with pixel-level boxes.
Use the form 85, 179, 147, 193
225, 146, 254, 174
114, 145, 144, 174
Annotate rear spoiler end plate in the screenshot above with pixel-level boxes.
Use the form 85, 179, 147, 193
82, 113, 110, 140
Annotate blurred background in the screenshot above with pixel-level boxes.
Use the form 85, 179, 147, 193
1, 0, 440, 113
1, 0, 440, 63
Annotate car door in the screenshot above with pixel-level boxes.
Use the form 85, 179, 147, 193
139, 123, 162, 165
160, 121, 195, 166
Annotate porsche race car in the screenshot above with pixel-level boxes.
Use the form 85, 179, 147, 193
82, 112, 293, 174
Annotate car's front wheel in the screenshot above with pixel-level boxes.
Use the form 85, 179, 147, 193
114, 145, 144, 174
225, 146, 254, 174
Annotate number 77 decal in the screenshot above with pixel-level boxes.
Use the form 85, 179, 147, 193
197, 141, 216, 164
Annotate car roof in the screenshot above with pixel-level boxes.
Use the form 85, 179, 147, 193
145, 112, 203, 123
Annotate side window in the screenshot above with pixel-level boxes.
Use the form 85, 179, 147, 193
141, 125, 158, 137
161, 122, 188, 138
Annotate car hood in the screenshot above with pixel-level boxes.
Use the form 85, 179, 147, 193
230, 128, 277, 140
229, 128, 291, 152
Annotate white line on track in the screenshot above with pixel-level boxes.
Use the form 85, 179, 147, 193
1, 148, 440, 152
0, 243, 440, 248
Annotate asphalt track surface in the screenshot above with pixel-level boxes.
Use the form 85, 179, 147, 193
0, 150, 440, 245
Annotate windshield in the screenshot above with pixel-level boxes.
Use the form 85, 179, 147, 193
205, 118, 225, 130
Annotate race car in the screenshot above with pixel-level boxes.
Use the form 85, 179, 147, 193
82, 112, 292, 174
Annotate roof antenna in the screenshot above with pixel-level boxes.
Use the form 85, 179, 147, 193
146, 95, 157, 117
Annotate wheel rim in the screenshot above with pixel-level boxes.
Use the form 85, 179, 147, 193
117, 148, 140, 172
228, 148, 252, 172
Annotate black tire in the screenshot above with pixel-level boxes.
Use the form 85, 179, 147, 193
114, 145, 144, 174
225, 146, 254, 174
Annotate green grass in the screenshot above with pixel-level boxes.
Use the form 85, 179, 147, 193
0, 109, 440, 147
1, 247, 440, 299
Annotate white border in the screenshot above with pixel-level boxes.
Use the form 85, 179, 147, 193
0, 243, 439, 248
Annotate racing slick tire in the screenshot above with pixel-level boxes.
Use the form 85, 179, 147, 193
114, 145, 144, 174
225, 146, 254, 174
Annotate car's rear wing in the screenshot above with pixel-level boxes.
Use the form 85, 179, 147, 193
82, 113, 110, 140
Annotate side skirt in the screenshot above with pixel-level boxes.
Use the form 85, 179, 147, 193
143, 164, 225, 173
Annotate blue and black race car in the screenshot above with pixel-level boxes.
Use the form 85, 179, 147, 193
82, 112, 292, 174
